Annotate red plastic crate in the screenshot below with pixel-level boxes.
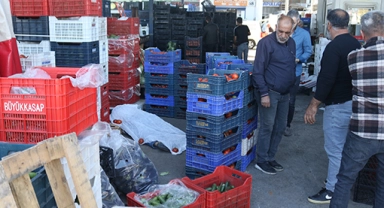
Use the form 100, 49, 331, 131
126, 180, 206, 208
100, 102, 110, 122
0, 67, 97, 144
108, 69, 140, 90
108, 37, 140, 55
10, 0, 49, 16
48, 0, 101, 17
109, 93, 140, 107
108, 53, 140, 73
182, 166, 252, 208
98, 83, 109, 103
107, 17, 140, 36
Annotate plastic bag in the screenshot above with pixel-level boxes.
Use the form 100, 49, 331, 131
109, 54, 135, 69
8, 67, 51, 94
110, 104, 186, 155
61, 64, 105, 89
134, 179, 199, 208
108, 84, 140, 101
108, 34, 140, 54
100, 128, 158, 195
101, 168, 125, 208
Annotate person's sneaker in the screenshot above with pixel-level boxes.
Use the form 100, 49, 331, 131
308, 188, 333, 204
284, 127, 292, 137
269, 160, 284, 171
255, 162, 277, 175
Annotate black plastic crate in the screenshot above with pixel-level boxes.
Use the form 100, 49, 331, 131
186, 12, 204, 17
187, 25, 203, 31
173, 25, 186, 31
154, 19, 170, 24
13, 16, 49, 42
154, 28, 171, 36
174, 60, 206, 75
185, 36, 203, 48
174, 83, 188, 96
154, 13, 169, 20
185, 48, 202, 57
352, 184, 375, 206
173, 35, 186, 41
51, 41, 99, 67
154, 24, 170, 29
175, 106, 187, 119
102, 0, 111, 17
351, 155, 378, 205
185, 56, 202, 64
100, 146, 116, 178
172, 30, 186, 36
188, 19, 204, 25
174, 95, 187, 107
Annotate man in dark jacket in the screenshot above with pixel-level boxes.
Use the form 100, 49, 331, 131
202, 16, 219, 53
252, 15, 296, 175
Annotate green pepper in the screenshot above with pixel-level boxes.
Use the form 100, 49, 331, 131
212, 183, 217, 191
158, 195, 166, 204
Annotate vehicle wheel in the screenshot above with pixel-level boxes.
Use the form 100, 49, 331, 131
248, 39, 256, 49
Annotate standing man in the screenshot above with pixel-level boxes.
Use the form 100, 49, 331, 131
330, 11, 384, 208
304, 9, 361, 204
253, 15, 296, 175
284, 10, 312, 136
234, 17, 250, 63
202, 16, 219, 53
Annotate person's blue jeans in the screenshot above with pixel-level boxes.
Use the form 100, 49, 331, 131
255, 90, 289, 163
237, 42, 249, 63
287, 75, 301, 128
330, 131, 384, 208
323, 101, 352, 192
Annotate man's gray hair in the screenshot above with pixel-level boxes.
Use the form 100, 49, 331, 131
287, 9, 300, 20
361, 11, 384, 37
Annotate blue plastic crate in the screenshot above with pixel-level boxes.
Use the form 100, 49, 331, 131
174, 60, 206, 75
241, 115, 258, 138
144, 61, 174, 74
226, 64, 254, 88
243, 86, 255, 106
240, 146, 256, 171
175, 106, 187, 119
208, 55, 238, 69
187, 69, 245, 95
174, 95, 187, 107
186, 91, 243, 116
185, 143, 241, 172
214, 59, 244, 70
144, 47, 182, 63
144, 104, 175, 118
174, 73, 188, 85
145, 72, 175, 85
205, 52, 230, 69
102, 0, 111, 17
51, 41, 99, 67
13, 16, 49, 42
185, 166, 212, 179
186, 127, 241, 152
0, 142, 33, 159
145, 93, 174, 106
145, 82, 174, 95
186, 108, 242, 135
243, 99, 257, 117
174, 83, 188, 96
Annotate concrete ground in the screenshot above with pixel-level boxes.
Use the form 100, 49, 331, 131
138, 49, 369, 208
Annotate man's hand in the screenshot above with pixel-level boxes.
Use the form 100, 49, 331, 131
261, 96, 270, 108
304, 98, 322, 124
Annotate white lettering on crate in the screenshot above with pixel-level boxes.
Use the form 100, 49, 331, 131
4, 101, 45, 112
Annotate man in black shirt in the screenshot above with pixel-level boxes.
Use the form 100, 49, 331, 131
202, 16, 219, 53
234, 17, 250, 63
304, 9, 361, 204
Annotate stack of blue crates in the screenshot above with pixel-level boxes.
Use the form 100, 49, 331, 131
173, 60, 206, 119
144, 47, 182, 117
185, 67, 247, 179
227, 64, 258, 171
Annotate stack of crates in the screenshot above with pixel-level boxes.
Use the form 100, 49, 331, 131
215, 11, 236, 53
184, 36, 203, 64
144, 47, 182, 117
185, 67, 246, 178
10, 0, 55, 72
186, 12, 205, 38
170, 13, 187, 49
107, 17, 141, 109
227, 64, 258, 171
173, 60, 206, 119
153, 4, 171, 51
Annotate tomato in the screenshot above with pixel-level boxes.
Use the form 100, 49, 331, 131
138, 138, 144, 145
213, 73, 219, 76
172, 148, 179, 153
231, 73, 239, 80
113, 119, 122, 124
224, 112, 232, 118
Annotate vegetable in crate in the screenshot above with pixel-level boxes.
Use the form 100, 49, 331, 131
134, 179, 199, 208
205, 181, 235, 193
100, 129, 158, 195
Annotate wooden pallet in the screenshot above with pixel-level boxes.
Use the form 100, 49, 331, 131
0, 133, 97, 208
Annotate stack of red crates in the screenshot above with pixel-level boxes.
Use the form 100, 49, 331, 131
107, 17, 141, 107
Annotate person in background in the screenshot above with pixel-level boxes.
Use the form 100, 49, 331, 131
330, 10, 384, 208
304, 9, 361, 204
234, 17, 250, 63
252, 15, 296, 175
284, 10, 312, 137
202, 16, 219, 53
